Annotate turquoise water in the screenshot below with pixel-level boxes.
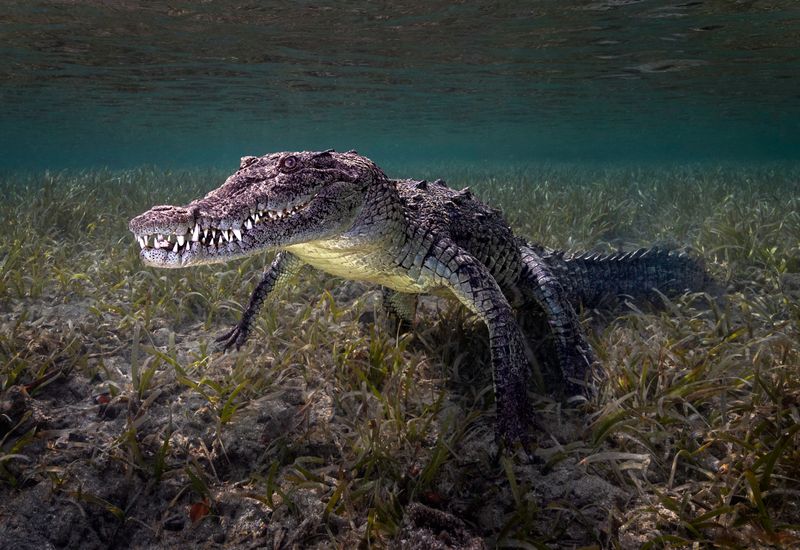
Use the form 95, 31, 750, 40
1, 1, 798, 169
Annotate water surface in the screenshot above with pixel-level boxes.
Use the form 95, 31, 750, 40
1, 1, 798, 168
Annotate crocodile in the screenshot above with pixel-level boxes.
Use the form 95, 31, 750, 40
129, 150, 708, 447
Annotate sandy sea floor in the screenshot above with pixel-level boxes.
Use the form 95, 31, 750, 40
1, 164, 799, 549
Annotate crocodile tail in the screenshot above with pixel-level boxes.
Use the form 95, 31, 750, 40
540, 247, 710, 309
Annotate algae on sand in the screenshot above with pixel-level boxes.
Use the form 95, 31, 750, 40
1, 164, 799, 548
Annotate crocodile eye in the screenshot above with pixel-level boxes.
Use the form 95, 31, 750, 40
279, 155, 299, 173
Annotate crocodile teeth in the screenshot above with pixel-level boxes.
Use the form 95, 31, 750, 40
140, 198, 315, 255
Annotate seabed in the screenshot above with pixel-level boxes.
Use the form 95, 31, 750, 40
1, 164, 799, 548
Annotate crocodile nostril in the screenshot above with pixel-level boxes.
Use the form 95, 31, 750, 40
151, 205, 174, 212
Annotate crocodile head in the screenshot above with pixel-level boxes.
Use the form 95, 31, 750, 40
129, 150, 383, 268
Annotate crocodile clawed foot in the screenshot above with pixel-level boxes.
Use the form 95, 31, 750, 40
214, 322, 250, 352
494, 426, 541, 465
494, 388, 540, 463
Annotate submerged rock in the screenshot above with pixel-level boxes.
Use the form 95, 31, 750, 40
397, 503, 487, 550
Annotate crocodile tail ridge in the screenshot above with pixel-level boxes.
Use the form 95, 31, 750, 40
540, 245, 710, 309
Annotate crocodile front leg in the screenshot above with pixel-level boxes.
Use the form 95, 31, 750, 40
216, 251, 304, 351
381, 287, 418, 332
423, 240, 532, 448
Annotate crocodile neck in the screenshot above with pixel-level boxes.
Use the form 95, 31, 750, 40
286, 177, 424, 291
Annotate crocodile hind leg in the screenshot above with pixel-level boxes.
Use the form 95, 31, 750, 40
381, 287, 418, 332
423, 239, 533, 448
216, 251, 304, 351
518, 244, 595, 395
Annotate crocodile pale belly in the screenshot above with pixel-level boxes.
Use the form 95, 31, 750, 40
287, 240, 430, 293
